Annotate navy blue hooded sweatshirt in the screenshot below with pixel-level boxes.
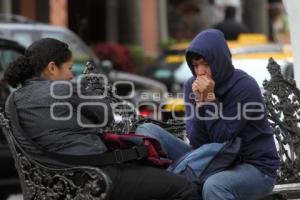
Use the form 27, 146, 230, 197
184, 29, 280, 177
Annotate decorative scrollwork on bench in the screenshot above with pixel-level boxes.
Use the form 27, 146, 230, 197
83, 61, 137, 134
263, 58, 300, 184
83, 61, 186, 139
0, 110, 112, 200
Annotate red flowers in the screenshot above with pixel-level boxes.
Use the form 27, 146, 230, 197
92, 42, 135, 73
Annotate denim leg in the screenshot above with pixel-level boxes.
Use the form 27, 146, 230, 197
136, 123, 192, 160
202, 163, 276, 200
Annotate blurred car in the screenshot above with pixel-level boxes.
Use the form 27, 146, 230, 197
0, 15, 168, 118
144, 43, 187, 92
0, 38, 25, 199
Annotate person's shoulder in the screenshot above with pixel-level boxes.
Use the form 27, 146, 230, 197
184, 77, 196, 100
50, 80, 77, 97
236, 70, 260, 88
232, 71, 262, 98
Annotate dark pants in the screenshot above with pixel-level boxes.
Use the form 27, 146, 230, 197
102, 163, 198, 200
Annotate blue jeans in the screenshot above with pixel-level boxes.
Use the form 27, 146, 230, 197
136, 123, 276, 200
202, 163, 275, 200
136, 123, 192, 160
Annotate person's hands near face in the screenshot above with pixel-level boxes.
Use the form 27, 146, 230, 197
191, 57, 216, 104
193, 75, 216, 102
192, 81, 204, 103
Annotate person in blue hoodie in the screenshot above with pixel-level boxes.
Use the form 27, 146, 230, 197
136, 29, 280, 200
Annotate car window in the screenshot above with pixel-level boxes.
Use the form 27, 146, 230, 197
11, 32, 33, 47
0, 48, 23, 74
174, 62, 192, 83
154, 69, 172, 79
150, 55, 183, 79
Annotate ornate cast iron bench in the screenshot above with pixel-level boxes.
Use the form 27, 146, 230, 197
262, 58, 300, 200
0, 111, 112, 200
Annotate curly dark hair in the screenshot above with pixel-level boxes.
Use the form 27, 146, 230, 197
4, 38, 72, 88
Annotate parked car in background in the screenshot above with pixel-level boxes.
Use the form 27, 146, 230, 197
0, 38, 25, 199
144, 43, 187, 92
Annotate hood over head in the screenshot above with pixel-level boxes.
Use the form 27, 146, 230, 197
186, 29, 234, 91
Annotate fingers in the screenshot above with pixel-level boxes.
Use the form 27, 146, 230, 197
194, 78, 208, 93
194, 78, 204, 91
192, 81, 202, 92
194, 90, 203, 102
197, 76, 215, 87
202, 76, 215, 88
192, 81, 204, 102
192, 76, 216, 103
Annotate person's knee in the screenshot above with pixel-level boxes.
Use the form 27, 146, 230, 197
136, 123, 159, 136
137, 123, 158, 130
202, 177, 234, 200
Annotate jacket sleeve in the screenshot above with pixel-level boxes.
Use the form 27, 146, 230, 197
201, 79, 265, 143
184, 77, 195, 137
184, 77, 210, 148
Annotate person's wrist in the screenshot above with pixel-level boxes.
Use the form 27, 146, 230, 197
196, 101, 204, 107
204, 92, 216, 102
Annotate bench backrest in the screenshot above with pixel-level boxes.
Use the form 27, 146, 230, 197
263, 58, 300, 184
